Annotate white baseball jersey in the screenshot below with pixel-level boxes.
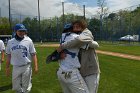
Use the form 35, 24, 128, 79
60, 32, 80, 72
0, 40, 5, 53
6, 36, 36, 66
24, 35, 32, 41
0, 40, 5, 61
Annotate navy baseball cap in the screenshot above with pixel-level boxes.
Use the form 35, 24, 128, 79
64, 23, 72, 30
14, 24, 27, 31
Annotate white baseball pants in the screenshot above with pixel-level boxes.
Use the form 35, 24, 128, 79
84, 73, 100, 93
57, 68, 89, 93
12, 64, 32, 93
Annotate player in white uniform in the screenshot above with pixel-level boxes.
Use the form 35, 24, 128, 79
6, 24, 38, 93
58, 20, 100, 93
0, 40, 5, 70
57, 24, 89, 93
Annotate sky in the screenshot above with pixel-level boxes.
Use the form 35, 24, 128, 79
0, 0, 140, 18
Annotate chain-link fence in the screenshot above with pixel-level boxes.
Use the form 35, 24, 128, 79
100, 4, 140, 43
8, 2, 87, 42
0, 2, 140, 43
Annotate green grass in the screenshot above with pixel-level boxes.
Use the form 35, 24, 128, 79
0, 47, 140, 93
98, 54, 140, 93
98, 43, 140, 56
0, 47, 62, 93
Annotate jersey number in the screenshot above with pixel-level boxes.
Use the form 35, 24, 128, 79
22, 52, 27, 57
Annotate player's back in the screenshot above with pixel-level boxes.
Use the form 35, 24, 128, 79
60, 32, 80, 72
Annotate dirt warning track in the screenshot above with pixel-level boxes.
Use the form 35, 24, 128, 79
36, 44, 140, 61
96, 50, 140, 61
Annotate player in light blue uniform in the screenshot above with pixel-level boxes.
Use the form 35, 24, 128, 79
57, 24, 89, 93
6, 24, 38, 93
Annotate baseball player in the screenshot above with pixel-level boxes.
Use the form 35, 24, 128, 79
58, 20, 100, 93
6, 24, 38, 93
0, 39, 5, 71
57, 23, 89, 93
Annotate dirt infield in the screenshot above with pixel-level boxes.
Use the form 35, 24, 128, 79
36, 44, 140, 61
36, 44, 59, 47
96, 50, 140, 61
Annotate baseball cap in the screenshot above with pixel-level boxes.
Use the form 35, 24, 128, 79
14, 24, 27, 31
64, 23, 72, 30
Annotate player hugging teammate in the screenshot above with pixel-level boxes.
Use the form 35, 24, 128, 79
57, 20, 100, 93
56, 23, 90, 93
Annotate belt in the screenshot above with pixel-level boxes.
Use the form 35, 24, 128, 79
61, 71, 72, 79
61, 71, 72, 74
17, 63, 31, 67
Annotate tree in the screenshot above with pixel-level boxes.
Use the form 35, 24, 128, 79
108, 13, 116, 20
0, 17, 11, 35
97, 0, 108, 40
88, 18, 100, 40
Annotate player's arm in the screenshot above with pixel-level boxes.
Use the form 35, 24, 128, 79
88, 40, 99, 49
60, 29, 93, 50
6, 54, 11, 76
31, 54, 38, 73
5, 41, 10, 76
29, 41, 38, 73
1, 50, 5, 62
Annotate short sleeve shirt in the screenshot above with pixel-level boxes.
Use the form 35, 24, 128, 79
6, 37, 36, 66
0, 40, 5, 53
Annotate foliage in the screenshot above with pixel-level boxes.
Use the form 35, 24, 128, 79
88, 18, 100, 40
0, 17, 11, 35
102, 6, 140, 41
0, 6, 140, 41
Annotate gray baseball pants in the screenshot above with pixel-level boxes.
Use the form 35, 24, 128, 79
12, 64, 32, 93
57, 68, 89, 93
84, 73, 100, 93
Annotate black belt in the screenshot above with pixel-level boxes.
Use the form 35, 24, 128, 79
61, 71, 72, 74
61, 71, 72, 79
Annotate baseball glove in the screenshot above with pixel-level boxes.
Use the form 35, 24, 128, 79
46, 50, 61, 64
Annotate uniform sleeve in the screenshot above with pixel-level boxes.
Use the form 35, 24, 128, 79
61, 29, 93, 49
88, 40, 99, 49
0, 41, 5, 51
77, 30, 93, 42
61, 38, 85, 49
29, 41, 36, 54
6, 41, 11, 54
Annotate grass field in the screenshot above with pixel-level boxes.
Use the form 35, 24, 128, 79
0, 47, 140, 93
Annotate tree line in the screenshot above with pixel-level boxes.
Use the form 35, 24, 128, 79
0, 6, 140, 41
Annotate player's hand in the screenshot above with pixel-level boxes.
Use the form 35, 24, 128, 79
6, 67, 10, 77
57, 46, 63, 52
0, 59, 4, 63
34, 67, 38, 74
60, 52, 66, 59
1, 59, 4, 63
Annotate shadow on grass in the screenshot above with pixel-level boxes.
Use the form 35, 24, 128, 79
0, 84, 12, 92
